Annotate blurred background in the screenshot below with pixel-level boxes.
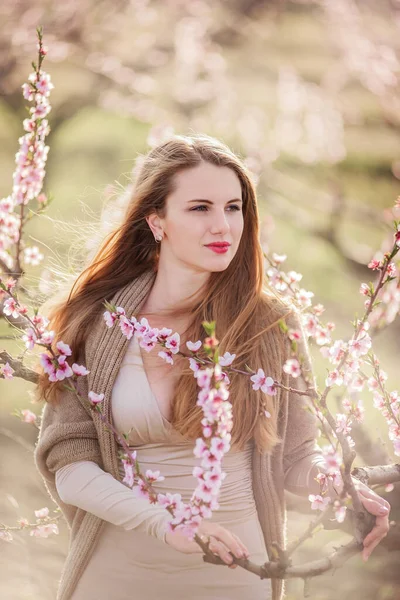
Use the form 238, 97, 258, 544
1, 0, 400, 598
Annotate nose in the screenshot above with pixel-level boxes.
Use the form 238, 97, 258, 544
209, 208, 230, 235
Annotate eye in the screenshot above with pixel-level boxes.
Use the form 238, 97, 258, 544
190, 204, 242, 212
191, 205, 208, 211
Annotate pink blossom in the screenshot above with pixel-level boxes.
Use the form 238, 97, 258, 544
158, 350, 174, 364
322, 445, 342, 473
38, 330, 55, 344
195, 368, 213, 389
23, 118, 35, 133
288, 329, 302, 341
24, 245, 44, 266
386, 262, 397, 277
165, 332, 180, 354
395, 225, 400, 248
103, 310, 118, 327
22, 327, 37, 350
72, 363, 90, 377
157, 492, 184, 511
315, 326, 331, 346
250, 368, 276, 395
56, 341, 72, 356
3, 298, 20, 318
157, 327, 173, 341
119, 315, 135, 339
145, 469, 165, 483
218, 352, 236, 366
121, 456, 136, 487
39, 352, 54, 372
136, 317, 150, 336
266, 267, 288, 292
200, 450, 220, 469
30, 101, 51, 120
271, 253, 287, 264
287, 270, 302, 284
210, 436, 231, 459
333, 501, 347, 523
360, 283, 370, 296
188, 357, 201, 374
368, 258, 381, 270
22, 83, 34, 101
335, 413, 352, 435
1, 362, 15, 379
324, 340, 347, 364
0, 531, 13, 542
283, 358, 301, 378
296, 288, 314, 308
36, 73, 54, 96
54, 355, 73, 380
348, 334, 371, 358
30, 523, 58, 538
186, 340, 202, 352
34, 507, 49, 519
103, 306, 125, 327
347, 374, 365, 392
88, 391, 104, 405
313, 303, 325, 316
193, 438, 208, 458
139, 329, 158, 351
325, 369, 343, 387
21, 409, 37, 424
37, 193, 47, 204
302, 313, 318, 337
308, 494, 331, 511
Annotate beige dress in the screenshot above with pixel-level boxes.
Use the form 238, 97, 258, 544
59, 333, 272, 599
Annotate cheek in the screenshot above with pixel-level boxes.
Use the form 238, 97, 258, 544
233, 215, 244, 238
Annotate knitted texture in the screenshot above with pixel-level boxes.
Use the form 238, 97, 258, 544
34, 269, 322, 600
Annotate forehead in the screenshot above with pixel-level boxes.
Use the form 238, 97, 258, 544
170, 161, 242, 201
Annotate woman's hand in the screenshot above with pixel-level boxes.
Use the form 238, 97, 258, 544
351, 478, 391, 562
165, 520, 250, 569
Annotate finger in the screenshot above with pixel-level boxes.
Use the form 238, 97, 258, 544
211, 527, 246, 559
208, 536, 234, 566
363, 515, 389, 547
357, 486, 391, 511
231, 533, 250, 558
359, 496, 389, 517
363, 536, 384, 561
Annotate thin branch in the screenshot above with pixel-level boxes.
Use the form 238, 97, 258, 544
0, 351, 38, 384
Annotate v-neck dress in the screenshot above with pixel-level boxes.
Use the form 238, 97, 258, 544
61, 333, 272, 600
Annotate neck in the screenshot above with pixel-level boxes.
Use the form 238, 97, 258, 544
143, 260, 210, 314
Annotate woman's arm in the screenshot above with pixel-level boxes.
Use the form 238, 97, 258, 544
284, 452, 341, 498
55, 460, 171, 542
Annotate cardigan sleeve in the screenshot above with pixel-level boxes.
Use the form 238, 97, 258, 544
34, 366, 103, 485
284, 453, 342, 498
55, 460, 170, 542
279, 308, 324, 481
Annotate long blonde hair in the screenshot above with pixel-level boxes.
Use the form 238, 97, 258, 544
37, 133, 292, 455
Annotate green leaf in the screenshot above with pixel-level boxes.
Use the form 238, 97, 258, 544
202, 320, 216, 336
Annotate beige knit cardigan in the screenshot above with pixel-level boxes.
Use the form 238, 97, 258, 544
34, 269, 322, 600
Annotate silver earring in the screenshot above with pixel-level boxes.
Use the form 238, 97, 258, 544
154, 233, 163, 243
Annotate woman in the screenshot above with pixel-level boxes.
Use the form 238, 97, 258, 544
34, 134, 390, 600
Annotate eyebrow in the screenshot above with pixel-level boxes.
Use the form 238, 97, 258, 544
187, 198, 243, 204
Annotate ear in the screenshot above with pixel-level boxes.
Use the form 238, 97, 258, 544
145, 213, 163, 237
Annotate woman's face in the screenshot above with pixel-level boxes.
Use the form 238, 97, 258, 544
149, 161, 244, 274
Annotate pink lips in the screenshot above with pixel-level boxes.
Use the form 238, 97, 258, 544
205, 242, 231, 254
